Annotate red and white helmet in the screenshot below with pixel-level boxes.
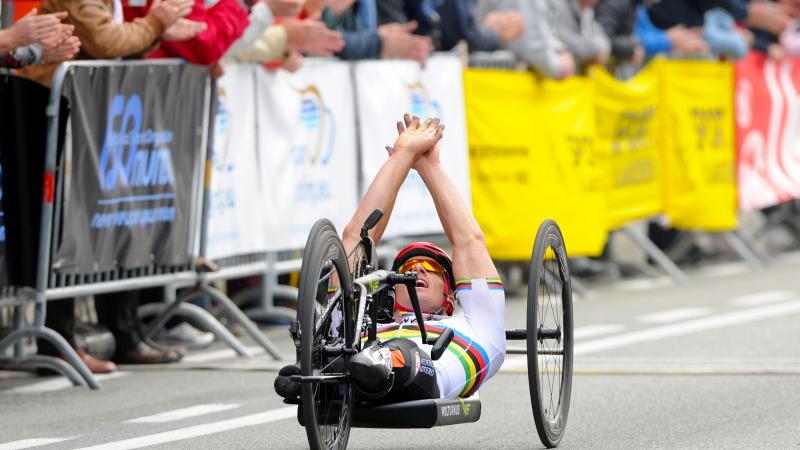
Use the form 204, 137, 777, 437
391, 242, 456, 316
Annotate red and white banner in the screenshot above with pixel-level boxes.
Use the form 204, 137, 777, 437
735, 52, 800, 211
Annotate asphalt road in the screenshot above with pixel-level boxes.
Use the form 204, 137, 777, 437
2, 252, 800, 449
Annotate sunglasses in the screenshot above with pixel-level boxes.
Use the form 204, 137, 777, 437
398, 258, 444, 274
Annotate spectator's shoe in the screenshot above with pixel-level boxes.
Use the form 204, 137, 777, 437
76, 348, 117, 374
156, 323, 215, 350
274, 362, 301, 401
115, 342, 183, 365
349, 344, 393, 397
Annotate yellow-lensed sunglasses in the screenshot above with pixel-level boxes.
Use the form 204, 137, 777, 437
398, 257, 444, 274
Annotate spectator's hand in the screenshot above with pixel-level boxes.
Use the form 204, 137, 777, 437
42, 35, 80, 63
379, 22, 434, 65
627, 44, 646, 65
162, 18, 207, 41
483, 10, 525, 43
325, 0, 357, 15
284, 49, 305, 72
747, 1, 792, 35
768, 42, 786, 59
392, 114, 444, 160
210, 63, 225, 79
7, 9, 68, 49
266, 0, 304, 17
667, 26, 708, 54
778, 0, 800, 18
284, 19, 344, 56
150, 0, 194, 28
556, 52, 575, 79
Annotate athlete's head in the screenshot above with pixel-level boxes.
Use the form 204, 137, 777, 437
391, 242, 456, 316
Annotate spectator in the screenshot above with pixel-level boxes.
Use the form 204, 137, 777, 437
321, 0, 433, 64
22, 0, 203, 86
702, 6, 748, 59
634, 4, 708, 58
22, 0, 204, 371
595, 0, 645, 67
475, 0, 575, 79
124, 0, 248, 67
378, 0, 524, 52
548, 0, 611, 72
0, 8, 80, 67
230, 0, 345, 71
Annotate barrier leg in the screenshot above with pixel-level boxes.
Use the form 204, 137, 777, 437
142, 293, 186, 340
203, 285, 285, 360
241, 253, 297, 324
241, 285, 297, 324
620, 225, 688, 285
137, 302, 249, 357
722, 231, 765, 269
733, 228, 772, 263
0, 327, 100, 389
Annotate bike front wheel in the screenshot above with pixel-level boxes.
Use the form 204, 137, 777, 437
298, 219, 355, 450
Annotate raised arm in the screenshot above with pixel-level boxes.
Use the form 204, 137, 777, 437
341, 116, 444, 256
401, 114, 499, 280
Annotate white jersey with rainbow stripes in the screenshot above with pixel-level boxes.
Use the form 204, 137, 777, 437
374, 278, 506, 398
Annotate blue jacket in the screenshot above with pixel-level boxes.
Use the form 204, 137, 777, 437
323, 2, 382, 60
634, 5, 671, 56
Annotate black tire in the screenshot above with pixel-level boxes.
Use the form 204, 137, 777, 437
298, 219, 355, 450
527, 220, 574, 448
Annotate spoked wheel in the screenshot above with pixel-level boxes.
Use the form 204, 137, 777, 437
298, 219, 356, 450
527, 220, 574, 448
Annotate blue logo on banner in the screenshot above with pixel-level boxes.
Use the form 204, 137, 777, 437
98, 95, 175, 192
91, 95, 177, 229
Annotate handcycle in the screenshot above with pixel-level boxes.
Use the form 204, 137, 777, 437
285, 209, 574, 449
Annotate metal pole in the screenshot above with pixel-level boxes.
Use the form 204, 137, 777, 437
722, 231, 764, 269
620, 225, 688, 284
1, 2, 14, 30
734, 228, 771, 263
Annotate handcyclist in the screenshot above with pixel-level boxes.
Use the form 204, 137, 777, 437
275, 114, 505, 401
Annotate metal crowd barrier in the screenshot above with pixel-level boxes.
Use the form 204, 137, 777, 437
0, 60, 285, 390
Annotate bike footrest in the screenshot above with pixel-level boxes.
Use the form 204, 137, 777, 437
351, 395, 481, 428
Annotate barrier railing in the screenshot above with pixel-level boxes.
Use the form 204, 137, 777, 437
0, 60, 285, 389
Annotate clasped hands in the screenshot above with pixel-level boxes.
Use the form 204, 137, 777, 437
386, 113, 445, 170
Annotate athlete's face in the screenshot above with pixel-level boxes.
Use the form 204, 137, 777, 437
394, 257, 446, 314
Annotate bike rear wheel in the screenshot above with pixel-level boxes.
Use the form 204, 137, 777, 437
527, 220, 574, 448
298, 219, 355, 450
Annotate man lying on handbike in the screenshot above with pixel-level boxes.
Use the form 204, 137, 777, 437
275, 114, 505, 401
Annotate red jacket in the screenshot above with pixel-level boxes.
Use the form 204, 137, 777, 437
124, 0, 249, 66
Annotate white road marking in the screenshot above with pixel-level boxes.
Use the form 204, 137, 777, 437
573, 324, 624, 339
696, 263, 750, 278
182, 347, 263, 364
613, 278, 672, 292
637, 307, 712, 324
502, 299, 800, 370
729, 290, 798, 307
8, 372, 129, 394
125, 404, 240, 424
0, 438, 72, 450
575, 300, 800, 356
74, 406, 297, 450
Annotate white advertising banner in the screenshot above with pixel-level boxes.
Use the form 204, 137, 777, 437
256, 60, 359, 250
206, 64, 269, 259
355, 54, 470, 237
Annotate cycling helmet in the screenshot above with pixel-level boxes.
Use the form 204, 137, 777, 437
391, 242, 456, 316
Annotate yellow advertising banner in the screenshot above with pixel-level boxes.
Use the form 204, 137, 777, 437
464, 69, 607, 260
594, 64, 662, 230
659, 60, 738, 231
